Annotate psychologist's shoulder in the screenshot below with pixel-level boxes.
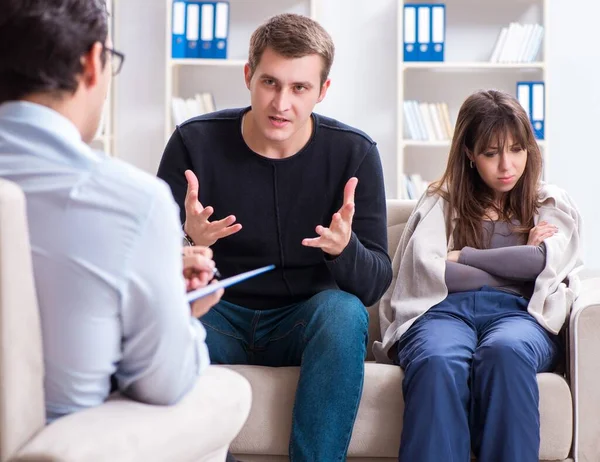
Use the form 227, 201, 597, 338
96, 157, 179, 215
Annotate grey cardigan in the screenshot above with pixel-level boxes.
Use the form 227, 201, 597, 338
373, 183, 584, 364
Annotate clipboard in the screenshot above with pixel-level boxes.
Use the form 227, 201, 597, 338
186, 264, 276, 303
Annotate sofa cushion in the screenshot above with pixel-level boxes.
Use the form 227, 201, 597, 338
229, 364, 572, 460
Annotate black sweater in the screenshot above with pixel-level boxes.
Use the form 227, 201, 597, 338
157, 108, 392, 310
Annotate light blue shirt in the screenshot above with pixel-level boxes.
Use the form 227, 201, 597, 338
0, 102, 210, 422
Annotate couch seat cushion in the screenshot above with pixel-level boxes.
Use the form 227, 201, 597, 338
228, 364, 572, 460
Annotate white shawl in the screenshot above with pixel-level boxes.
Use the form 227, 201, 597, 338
373, 183, 584, 364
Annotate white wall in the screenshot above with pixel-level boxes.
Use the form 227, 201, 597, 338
316, 0, 397, 196
546, 1, 600, 270
115, 0, 167, 174
114, 0, 600, 269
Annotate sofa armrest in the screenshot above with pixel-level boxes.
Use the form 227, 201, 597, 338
0, 180, 45, 461
12, 366, 251, 462
569, 277, 600, 462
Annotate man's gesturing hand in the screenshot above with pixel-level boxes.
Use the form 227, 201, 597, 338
302, 177, 358, 257
183, 169, 242, 247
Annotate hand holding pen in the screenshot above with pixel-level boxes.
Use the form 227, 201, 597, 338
181, 246, 224, 317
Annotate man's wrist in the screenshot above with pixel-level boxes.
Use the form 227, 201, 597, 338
326, 233, 356, 262
182, 224, 195, 247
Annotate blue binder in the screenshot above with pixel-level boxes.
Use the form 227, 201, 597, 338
517, 81, 545, 140
431, 5, 445, 62
417, 5, 431, 61
185, 1, 200, 58
531, 82, 545, 139
405, 4, 446, 62
404, 5, 418, 62
171, 0, 187, 58
213, 1, 229, 59
199, 2, 215, 58
516, 81, 531, 121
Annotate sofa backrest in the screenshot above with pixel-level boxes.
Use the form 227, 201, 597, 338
366, 200, 417, 361
0, 179, 45, 460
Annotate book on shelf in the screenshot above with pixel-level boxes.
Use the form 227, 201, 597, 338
171, 92, 216, 126
399, 174, 430, 201
403, 101, 453, 141
489, 23, 543, 64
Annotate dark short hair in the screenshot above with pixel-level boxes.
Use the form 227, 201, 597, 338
0, 0, 109, 103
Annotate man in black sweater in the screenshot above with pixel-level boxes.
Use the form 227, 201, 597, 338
158, 13, 392, 461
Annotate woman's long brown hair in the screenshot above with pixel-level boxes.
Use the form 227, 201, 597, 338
429, 90, 543, 250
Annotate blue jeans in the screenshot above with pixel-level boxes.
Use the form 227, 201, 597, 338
395, 287, 561, 462
200, 289, 369, 462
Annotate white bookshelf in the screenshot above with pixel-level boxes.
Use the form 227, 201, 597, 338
91, 0, 118, 156
171, 58, 247, 67
397, 0, 549, 199
401, 139, 546, 148
403, 62, 545, 70
164, 0, 319, 144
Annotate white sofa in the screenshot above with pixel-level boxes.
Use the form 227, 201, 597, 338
229, 200, 600, 462
0, 178, 252, 462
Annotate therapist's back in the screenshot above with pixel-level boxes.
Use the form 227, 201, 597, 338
0, 0, 210, 422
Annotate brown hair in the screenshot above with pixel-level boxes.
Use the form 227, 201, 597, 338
248, 13, 335, 87
429, 89, 543, 250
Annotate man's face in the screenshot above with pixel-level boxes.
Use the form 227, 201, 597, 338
244, 47, 329, 145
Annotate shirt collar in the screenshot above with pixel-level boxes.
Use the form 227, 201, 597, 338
0, 100, 83, 140
0, 100, 102, 163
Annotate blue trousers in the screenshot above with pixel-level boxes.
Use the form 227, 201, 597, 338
200, 289, 368, 462
396, 287, 561, 462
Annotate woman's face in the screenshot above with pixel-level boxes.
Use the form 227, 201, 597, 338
471, 133, 527, 200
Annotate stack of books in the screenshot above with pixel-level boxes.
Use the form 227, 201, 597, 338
171, 93, 216, 126
489, 23, 544, 63
403, 101, 453, 141
399, 174, 430, 200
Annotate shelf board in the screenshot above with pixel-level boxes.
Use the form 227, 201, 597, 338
402, 140, 546, 148
402, 140, 451, 147
403, 62, 545, 71
170, 58, 247, 67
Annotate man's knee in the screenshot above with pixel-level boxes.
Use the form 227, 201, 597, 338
307, 290, 368, 347
316, 289, 367, 327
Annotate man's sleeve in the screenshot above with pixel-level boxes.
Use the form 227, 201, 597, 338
116, 181, 209, 405
325, 144, 393, 306
157, 128, 194, 224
